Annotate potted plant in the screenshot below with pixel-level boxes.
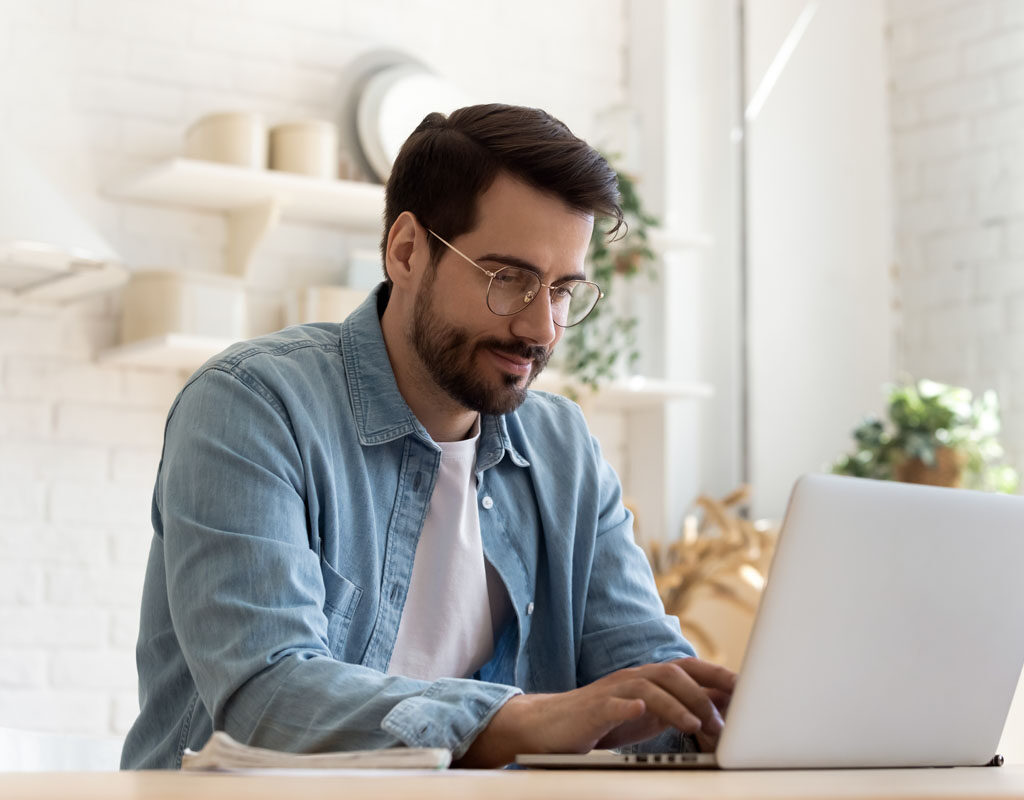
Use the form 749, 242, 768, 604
831, 379, 1019, 493
559, 162, 658, 391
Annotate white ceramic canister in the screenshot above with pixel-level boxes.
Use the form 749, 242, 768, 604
269, 120, 339, 179
184, 111, 266, 167
184, 112, 267, 168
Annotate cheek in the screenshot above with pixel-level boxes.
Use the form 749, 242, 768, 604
454, 298, 513, 338
425, 277, 520, 342
436, 280, 487, 323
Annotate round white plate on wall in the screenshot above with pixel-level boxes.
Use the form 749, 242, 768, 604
356, 64, 474, 182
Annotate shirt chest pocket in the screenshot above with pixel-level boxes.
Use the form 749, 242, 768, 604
319, 558, 363, 660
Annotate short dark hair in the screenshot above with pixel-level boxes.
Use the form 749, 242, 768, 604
380, 103, 623, 284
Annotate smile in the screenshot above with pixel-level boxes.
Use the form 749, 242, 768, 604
487, 348, 533, 378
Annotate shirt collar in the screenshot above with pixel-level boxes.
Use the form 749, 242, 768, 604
340, 283, 530, 469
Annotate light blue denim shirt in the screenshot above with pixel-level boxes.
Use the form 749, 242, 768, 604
121, 285, 695, 769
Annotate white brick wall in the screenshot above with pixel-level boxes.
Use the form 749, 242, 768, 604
0, 0, 626, 738
0, 298, 176, 739
888, 0, 1024, 469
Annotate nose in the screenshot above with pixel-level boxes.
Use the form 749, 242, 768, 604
509, 287, 559, 348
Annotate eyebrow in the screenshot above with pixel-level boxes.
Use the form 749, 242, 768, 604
475, 252, 588, 284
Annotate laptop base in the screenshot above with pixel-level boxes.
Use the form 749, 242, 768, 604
515, 752, 718, 769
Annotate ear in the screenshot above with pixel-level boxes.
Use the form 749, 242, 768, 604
384, 211, 427, 289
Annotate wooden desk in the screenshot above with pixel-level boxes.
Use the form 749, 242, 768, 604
4, 767, 1024, 800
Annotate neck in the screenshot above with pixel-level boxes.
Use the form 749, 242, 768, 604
380, 301, 479, 443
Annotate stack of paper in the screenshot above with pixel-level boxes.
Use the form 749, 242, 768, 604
182, 731, 452, 771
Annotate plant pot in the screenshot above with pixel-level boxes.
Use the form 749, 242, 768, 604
894, 446, 966, 488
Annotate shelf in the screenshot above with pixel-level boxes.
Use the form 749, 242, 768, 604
104, 159, 708, 276
106, 158, 385, 228
97, 336, 716, 410
648, 227, 714, 252
105, 159, 385, 275
532, 371, 713, 410
97, 333, 235, 370
99, 160, 714, 403
589, 374, 714, 407
0, 249, 127, 303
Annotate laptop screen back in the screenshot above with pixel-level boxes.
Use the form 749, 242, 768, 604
716, 474, 1024, 769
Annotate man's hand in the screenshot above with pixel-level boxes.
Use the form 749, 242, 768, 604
456, 658, 736, 767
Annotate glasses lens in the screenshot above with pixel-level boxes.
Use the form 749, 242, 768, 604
487, 267, 541, 315
558, 281, 601, 327
487, 268, 602, 326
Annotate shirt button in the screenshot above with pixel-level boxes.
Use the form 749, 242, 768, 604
526, 602, 535, 615
481, 496, 494, 510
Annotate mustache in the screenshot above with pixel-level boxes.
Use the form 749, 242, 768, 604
478, 337, 550, 364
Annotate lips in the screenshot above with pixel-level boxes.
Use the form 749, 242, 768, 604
489, 348, 533, 377
477, 337, 550, 386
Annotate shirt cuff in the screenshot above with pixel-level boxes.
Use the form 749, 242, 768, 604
380, 678, 523, 758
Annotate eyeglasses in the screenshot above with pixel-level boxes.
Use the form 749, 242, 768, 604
427, 229, 603, 328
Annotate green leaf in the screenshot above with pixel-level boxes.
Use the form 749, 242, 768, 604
562, 153, 660, 391
831, 378, 1020, 494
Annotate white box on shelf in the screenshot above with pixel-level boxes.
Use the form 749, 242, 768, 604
120, 269, 247, 345
285, 285, 366, 326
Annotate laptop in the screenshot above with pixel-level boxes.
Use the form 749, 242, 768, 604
517, 473, 1024, 770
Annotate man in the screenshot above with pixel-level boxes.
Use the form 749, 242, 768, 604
121, 103, 734, 770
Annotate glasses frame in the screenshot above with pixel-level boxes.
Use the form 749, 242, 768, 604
426, 229, 603, 328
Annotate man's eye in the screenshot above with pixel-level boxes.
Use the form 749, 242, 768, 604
552, 285, 574, 301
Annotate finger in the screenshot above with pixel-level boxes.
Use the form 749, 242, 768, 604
591, 664, 723, 735
695, 728, 721, 754
616, 678, 705, 735
673, 658, 737, 693
595, 711, 670, 751
704, 687, 732, 715
639, 663, 723, 735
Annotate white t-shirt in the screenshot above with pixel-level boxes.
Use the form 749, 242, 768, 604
387, 421, 508, 680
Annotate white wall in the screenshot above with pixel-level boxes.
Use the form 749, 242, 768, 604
616, 1, 711, 544
885, 0, 1024, 763
888, 0, 1024, 474
0, 0, 627, 737
0, 295, 181, 735
746, 0, 894, 519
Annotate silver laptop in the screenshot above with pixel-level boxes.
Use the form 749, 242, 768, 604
518, 473, 1024, 770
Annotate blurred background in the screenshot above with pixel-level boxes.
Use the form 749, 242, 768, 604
1, 0, 1022, 764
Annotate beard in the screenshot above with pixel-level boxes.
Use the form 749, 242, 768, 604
410, 277, 550, 416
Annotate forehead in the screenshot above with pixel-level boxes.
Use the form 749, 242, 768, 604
466, 174, 594, 268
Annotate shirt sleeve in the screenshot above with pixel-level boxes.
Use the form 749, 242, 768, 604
157, 367, 519, 759
574, 437, 698, 685
570, 436, 699, 754
577, 430, 704, 749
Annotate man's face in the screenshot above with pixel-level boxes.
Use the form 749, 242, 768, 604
407, 173, 594, 415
